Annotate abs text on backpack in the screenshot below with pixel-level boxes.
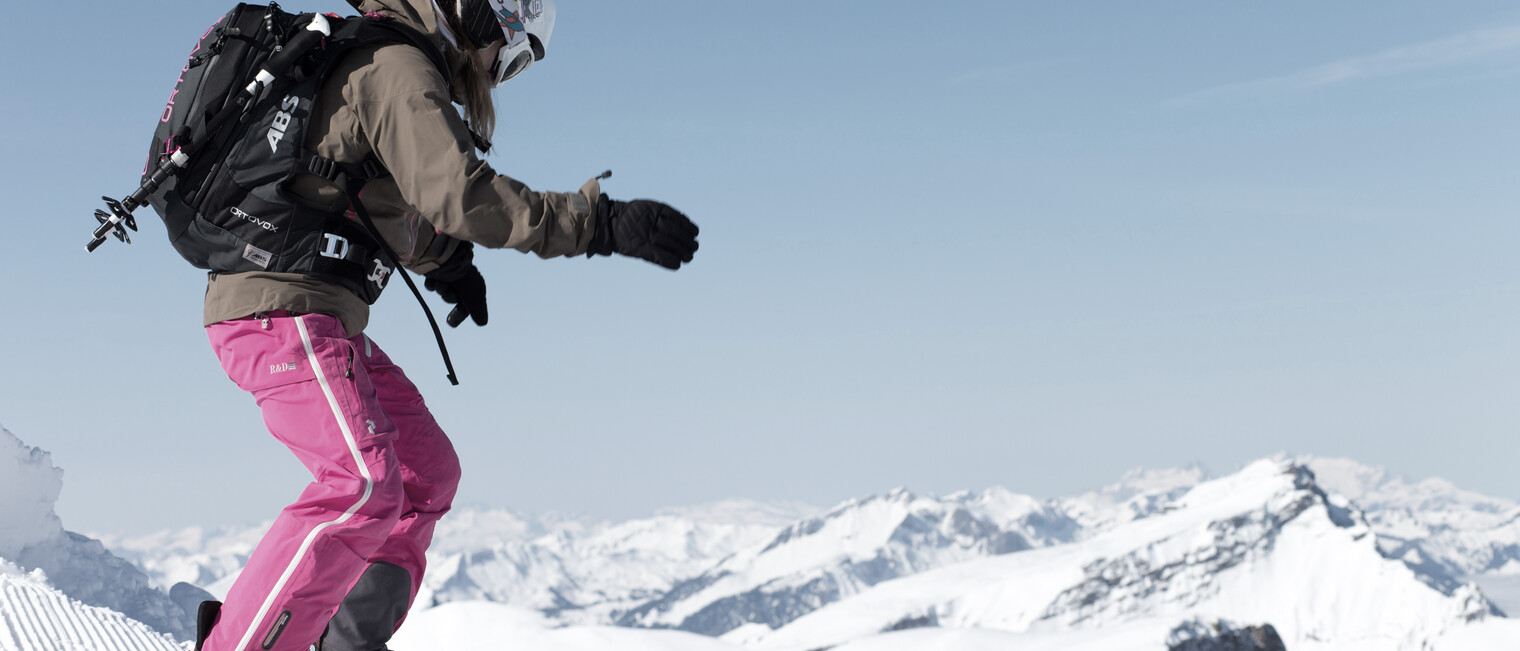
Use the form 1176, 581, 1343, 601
146, 3, 449, 304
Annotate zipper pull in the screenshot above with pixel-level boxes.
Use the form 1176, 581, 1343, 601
345, 348, 355, 379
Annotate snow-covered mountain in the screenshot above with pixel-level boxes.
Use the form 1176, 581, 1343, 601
9, 418, 1520, 650
739, 460, 1509, 651
0, 426, 196, 644
105, 469, 1211, 638
618, 487, 1075, 635
99, 453, 1520, 649
616, 464, 1224, 637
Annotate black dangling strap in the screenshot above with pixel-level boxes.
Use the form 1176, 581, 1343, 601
336, 174, 459, 385
468, 127, 493, 155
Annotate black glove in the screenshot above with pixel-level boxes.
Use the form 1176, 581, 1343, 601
587, 195, 699, 270
424, 242, 488, 328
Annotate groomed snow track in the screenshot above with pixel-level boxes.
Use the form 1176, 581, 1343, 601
0, 571, 180, 651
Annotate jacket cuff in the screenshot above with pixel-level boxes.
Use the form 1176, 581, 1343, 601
574, 175, 603, 255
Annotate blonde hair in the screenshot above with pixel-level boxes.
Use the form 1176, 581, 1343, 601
434, 0, 496, 145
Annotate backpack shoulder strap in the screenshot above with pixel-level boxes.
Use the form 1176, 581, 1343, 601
325, 15, 453, 88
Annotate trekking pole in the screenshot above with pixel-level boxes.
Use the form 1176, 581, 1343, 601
88, 149, 187, 252
87, 12, 334, 253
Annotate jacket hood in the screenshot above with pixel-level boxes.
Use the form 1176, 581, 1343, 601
345, 0, 454, 51
346, 0, 471, 80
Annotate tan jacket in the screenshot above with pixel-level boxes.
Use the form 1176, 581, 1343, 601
203, 0, 600, 336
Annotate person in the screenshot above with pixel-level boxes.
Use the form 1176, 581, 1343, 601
196, 1, 699, 650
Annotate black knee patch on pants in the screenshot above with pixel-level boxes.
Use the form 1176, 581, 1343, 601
322, 562, 412, 651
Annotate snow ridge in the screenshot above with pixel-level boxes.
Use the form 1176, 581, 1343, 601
0, 562, 180, 651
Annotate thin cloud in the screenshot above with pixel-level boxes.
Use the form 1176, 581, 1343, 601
1167, 24, 1520, 107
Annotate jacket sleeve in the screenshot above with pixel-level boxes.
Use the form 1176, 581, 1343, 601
345, 44, 599, 258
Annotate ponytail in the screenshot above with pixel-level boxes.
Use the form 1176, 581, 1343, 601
433, 0, 496, 145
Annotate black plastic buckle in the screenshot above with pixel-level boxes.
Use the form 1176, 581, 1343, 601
308, 156, 339, 181
360, 158, 387, 181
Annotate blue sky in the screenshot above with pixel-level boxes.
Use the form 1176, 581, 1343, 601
4, 1, 1520, 534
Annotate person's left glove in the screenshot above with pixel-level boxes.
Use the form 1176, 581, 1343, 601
586, 195, 699, 270
424, 242, 489, 328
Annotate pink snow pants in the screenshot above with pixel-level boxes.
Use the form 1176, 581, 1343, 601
203, 313, 460, 651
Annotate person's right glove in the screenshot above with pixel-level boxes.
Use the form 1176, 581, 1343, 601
586, 194, 699, 270
424, 242, 489, 328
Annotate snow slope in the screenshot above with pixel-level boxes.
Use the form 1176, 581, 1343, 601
389, 601, 744, 651
827, 621, 1176, 651
0, 561, 180, 651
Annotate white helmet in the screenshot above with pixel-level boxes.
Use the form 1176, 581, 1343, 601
459, 0, 556, 87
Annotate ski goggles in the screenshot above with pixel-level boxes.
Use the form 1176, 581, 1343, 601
480, 0, 551, 87
489, 42, 537, 87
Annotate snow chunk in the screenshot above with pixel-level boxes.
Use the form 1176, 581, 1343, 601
0, 425, 65, 560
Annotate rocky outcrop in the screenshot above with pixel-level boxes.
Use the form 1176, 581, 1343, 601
1167, 618, 1287, 651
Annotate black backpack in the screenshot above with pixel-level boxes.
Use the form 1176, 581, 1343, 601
91, 3, 462, 383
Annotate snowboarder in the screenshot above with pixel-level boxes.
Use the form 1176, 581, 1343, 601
189, 1, 699, 650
